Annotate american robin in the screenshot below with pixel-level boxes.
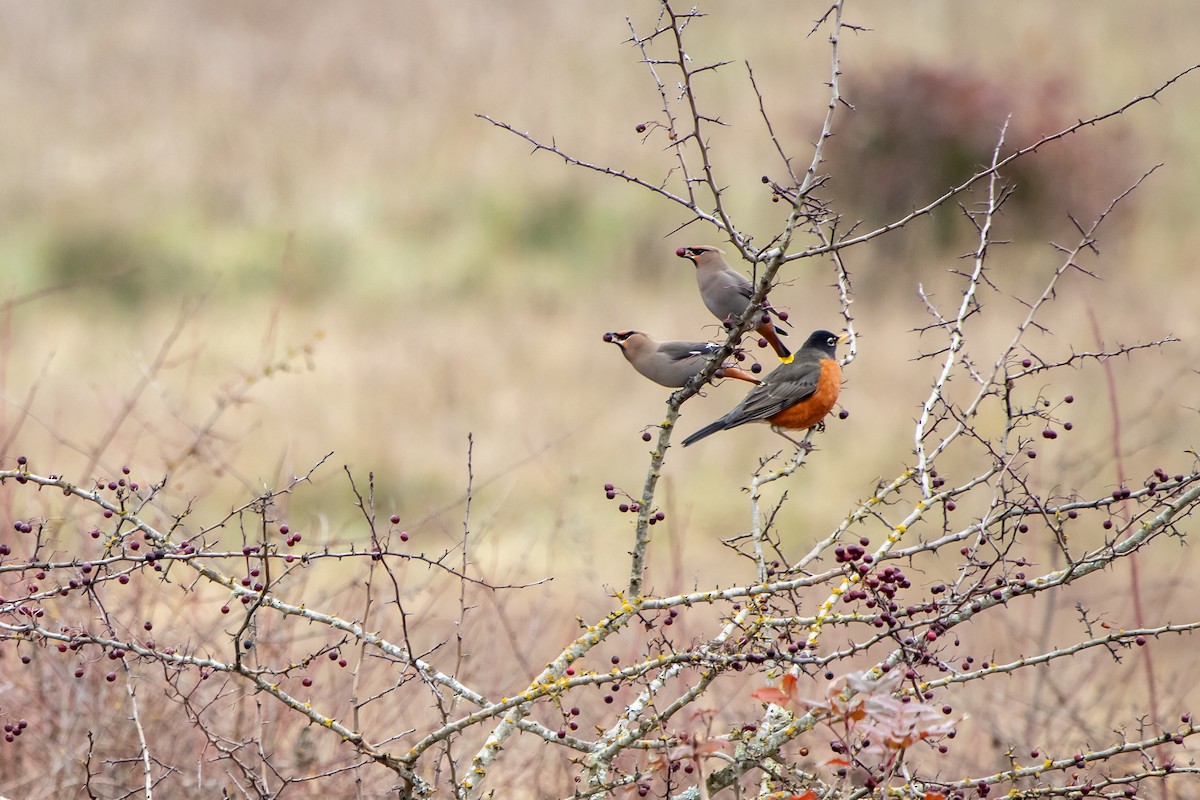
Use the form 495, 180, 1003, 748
604, 331, 761, 388
677, 245, 792, 363
681, 329, 846, 448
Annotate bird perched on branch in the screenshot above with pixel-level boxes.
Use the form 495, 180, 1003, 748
682, 329, 847, 448
676, 245, 792, 363
604, 331, 761, 388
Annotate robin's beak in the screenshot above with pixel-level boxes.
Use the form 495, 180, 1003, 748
837, 332, 851, 345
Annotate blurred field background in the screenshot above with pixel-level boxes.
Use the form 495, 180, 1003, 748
3, 1, 1200, 795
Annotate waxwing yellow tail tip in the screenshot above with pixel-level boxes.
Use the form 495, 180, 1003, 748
780, 354, 794, 364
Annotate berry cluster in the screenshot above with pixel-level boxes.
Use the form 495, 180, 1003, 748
602, 482, 665, 524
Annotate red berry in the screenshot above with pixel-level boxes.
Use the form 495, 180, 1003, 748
635, 123, 647, 133
390, 515, 400, 524
642, 431, 652, 442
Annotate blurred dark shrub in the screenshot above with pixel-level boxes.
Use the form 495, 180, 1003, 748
822, 63, 1130, 255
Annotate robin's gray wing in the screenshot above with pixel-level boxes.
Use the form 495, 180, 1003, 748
719, 360, 823, 429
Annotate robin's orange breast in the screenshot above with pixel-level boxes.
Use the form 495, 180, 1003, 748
767, 359, 842, 430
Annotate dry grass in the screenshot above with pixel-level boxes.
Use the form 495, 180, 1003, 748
3, 3, 1200, 797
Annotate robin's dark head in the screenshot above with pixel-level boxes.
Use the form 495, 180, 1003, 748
675, 245, 722, 265
800, 330, 847, 358
604, 330, 640, 350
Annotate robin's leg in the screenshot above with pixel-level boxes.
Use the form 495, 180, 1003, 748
771, 426, 814, 453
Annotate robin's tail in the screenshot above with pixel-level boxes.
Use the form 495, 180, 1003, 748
682, 417, 729, 447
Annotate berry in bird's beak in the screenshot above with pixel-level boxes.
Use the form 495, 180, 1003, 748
603, 332, 615, 343
675, 247, 689, 258
777, 310, 789, 322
